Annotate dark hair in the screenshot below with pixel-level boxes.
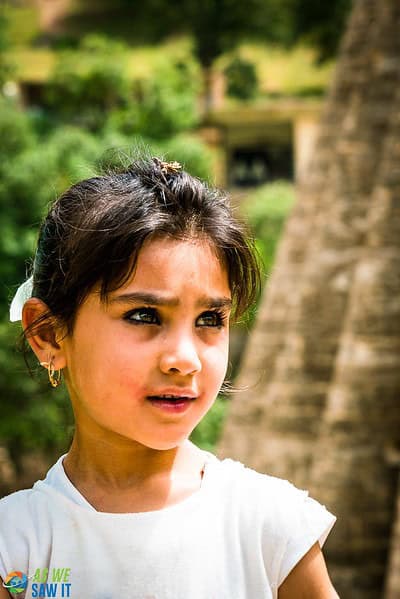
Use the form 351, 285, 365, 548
28, 156, 261, 334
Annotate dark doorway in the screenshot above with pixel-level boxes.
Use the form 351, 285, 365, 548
229, 144, 293, 187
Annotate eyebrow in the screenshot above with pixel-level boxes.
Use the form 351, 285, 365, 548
109, 291, 232, 310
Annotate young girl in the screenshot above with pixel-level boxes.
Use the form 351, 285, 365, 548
1, 156, 338, 599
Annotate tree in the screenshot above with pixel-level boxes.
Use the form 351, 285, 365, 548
176, 0, 351, 108
286, 0, 353, 62
218, 0, 400, 597
46, 0, 352, 110
70, 0, 351, 61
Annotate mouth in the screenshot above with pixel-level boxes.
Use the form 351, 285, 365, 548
147, 395, 196, 403
146, 394, 197, 413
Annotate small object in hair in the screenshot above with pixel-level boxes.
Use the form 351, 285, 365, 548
152, 157, 182, 175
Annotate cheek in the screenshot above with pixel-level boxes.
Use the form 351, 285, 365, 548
203, 342, 229, 381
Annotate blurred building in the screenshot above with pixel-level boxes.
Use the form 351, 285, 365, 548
201, 99, 321, 188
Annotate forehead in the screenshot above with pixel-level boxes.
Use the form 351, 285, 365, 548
120, 236, 230, 297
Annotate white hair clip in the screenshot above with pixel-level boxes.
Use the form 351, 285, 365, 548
9, 276, 34, 322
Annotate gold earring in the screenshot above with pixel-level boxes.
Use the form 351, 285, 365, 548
40, 359, 62, 388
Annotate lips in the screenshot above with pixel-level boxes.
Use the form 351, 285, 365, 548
146, 394, 196, 414
148, 396, 195, 402
146, 389, 198, 401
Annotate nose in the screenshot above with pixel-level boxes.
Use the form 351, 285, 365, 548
159, 330, 202, 376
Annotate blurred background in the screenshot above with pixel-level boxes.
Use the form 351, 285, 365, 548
1, 1, 399, 597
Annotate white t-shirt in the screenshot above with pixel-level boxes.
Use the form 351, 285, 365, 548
0, 451, 336, 599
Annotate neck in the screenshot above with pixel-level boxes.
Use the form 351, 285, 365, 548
63, 427, 202, 491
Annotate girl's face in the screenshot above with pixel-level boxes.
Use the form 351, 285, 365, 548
59, 237, 232, 450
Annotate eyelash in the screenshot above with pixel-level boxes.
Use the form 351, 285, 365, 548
123, 307, 228, 328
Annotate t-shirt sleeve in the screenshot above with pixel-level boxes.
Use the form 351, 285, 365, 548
0, 491, 31, 579
267, 479, 337, 588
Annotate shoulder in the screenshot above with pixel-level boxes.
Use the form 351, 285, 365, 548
0, 487, 36, 515
213, 456, 309, 507
215, 456, 333, 511
212, 457, 336, 587
0, 473, 72, 578
0, 485, 52, 534
217, 456, 335, 528
0, 488, 39, 578
211, 457, 319, 540
0, 469, 67, 540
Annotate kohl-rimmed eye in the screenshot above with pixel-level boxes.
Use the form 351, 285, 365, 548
124, 307, 160, 325
196, 310, 227, 328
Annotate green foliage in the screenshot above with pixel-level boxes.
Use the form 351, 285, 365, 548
106, 60, 199, 140
0, 103, 74, 461
0, 322, 73, 460
287, 0, 352, 62
0, 99, 35, 162
0, 126, 101, 282
243, 180, 295, 275
44, 126, 101, 188
168, 0, 295, 67
46, 36, 199, 140
134, 64, 198, 139
224, 56, 259, 100
190, 396, 229, 452
49, 0, 293, 66
45, 35, 131, 131
0, 14, 15, 88
65, 0, 349, 66
0, 101, 37, 304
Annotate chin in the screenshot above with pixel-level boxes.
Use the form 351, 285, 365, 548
143, 434, 191, 452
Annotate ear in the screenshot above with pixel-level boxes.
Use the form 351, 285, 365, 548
22, 298, 67, 370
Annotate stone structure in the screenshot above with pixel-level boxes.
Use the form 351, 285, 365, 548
203, 99, 321, 187
385, 472, 400, 598
218, 1, 400, 597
